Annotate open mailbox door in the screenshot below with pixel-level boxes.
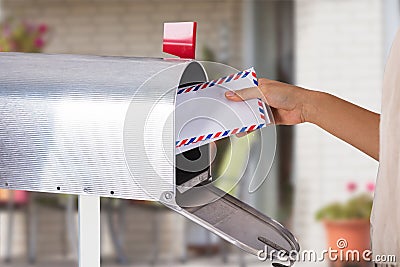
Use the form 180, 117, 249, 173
0, 22, 299, 266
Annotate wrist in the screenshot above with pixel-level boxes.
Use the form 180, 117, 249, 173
301, 90, 326, 124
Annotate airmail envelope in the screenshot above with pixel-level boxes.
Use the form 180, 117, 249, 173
175, 68, 271, 154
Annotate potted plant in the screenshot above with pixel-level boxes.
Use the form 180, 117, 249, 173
316, 182, 375, 266
0, 19, 49, 52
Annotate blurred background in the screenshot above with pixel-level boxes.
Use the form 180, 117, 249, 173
0, 0, 397, 266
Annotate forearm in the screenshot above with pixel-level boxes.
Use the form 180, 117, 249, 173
304, 91, 380, 160
224, 79, 380, 160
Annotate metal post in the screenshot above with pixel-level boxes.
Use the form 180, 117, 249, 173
28, 193, 37, 264
79, 195, 100, 267
5, 190, 15, 263
66, 195, 78, 258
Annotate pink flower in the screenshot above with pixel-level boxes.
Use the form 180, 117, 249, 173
34, 37, 44, 48
366, 182, 375, 193
2, 25, 11, 37
347, 182, 357, 193
38, 24, 48, 34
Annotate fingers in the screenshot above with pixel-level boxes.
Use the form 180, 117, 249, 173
235, 132, 248, 138
271, 107, 281, 125
236, 129, 255, 138
225, 86, 262, 101
224, 80, 269, 136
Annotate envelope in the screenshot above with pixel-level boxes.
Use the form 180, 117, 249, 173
175, 68, 271, 154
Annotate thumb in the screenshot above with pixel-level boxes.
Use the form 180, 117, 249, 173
225, 86, 262, 101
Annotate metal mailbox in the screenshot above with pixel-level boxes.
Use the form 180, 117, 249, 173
0, 22, 299, 265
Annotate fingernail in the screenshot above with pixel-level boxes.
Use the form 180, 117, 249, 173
225, 91, 235, 97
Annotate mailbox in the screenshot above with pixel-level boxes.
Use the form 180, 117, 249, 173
0, 22, 299, 265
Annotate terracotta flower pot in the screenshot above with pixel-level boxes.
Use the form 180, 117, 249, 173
323, 219, 370, 266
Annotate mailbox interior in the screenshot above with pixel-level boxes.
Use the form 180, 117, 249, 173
176, 62, 211, 194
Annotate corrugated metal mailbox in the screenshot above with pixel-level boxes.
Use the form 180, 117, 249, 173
0, 22, 299, 265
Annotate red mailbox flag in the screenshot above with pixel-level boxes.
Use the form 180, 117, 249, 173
163, 22, 197, 59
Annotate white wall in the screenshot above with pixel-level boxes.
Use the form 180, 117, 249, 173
294, 0, 382, 251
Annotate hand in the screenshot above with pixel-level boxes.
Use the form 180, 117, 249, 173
225, 78, 315, 125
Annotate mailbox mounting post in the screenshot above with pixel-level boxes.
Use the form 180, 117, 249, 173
79, 195, 100, 267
